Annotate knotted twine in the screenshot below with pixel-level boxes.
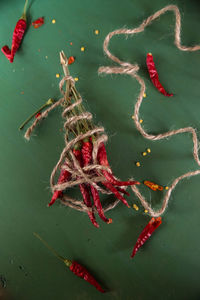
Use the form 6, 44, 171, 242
99, 4, 200, 217
24, 51, 133, 213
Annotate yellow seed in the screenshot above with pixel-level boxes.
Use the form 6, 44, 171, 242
144, 209, 148, 213
136, 162, 140, 167
140, 119, 143, 123
45, 56, 48, 59
74, 77, 79, 81
147, 148, 151, 153
56, 73, 60, 78
165, 186, 169, 190
52, 19, 56, 24
142, 152, 147, 156
131, 115, 135, 120
143, 93, 147, 98
81, 46, 85, 52
133, 204, 139, 211
94, 29, 99, 35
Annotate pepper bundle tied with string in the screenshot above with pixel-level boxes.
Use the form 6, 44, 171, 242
24, 51, 140, 228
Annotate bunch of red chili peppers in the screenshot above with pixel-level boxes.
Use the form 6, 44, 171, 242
50, 93, 140, 227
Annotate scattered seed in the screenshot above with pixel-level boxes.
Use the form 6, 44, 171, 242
165, 186, 169, 190
133, 204, 139, 211
45, 55, 48, 59
94, 29, 99, 35
144, 209, 148, 213
143, 93, 147, 98
52, 19, 56, 24
131, 115, 135, 120
56, 73, 60, 78
140, 119, 143, 123
74, 77, 79, 81
147, 148, 151, 153
70, 42, 73, 45
81, 46, 85, 52
142, 152, 147, 156
136, 162, 140, 167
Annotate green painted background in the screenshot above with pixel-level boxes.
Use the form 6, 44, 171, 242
0, 0, 200, 299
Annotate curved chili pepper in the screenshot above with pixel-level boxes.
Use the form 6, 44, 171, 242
79, 184, 99, 228
32, 17, 44, 29
81, 139, 112, 225
90, 184, 112, 224
73, 146, 99, 228
68, 261, 105, 293
102, 181, 130, 208
1, 0, 28, 63
97, 142, 140, 186
131, 217, 162, 258
144, 180, 163, 191
146, 53, 173, 97
48, 167, 71, 207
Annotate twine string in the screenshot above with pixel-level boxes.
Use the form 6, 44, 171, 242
99, 4, 200, 217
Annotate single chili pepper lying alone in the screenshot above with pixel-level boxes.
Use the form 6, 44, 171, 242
1, 0, 28, 63
144, 180, 163, 191
146, 53, 173, 97
32, 17, 44, 29
131, 217, 162, 258
34, 233, 105, 293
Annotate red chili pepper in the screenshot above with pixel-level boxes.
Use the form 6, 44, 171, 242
73, 146, 99, 228
68, 56, 75, 65
79, 184, 99, 228
35, 112, 41, 118
68, 260, 105, 293
90, 185, 112, 224
1, 0, 28, 63
131, 217, 162, 258
82, 139, 112, 224
97, 142, 140, 186
48, 166, 71, 207
34, 233, 106, 293
32, 17, 44, 29
146, 53, 173, 97
102, 181, 130, 208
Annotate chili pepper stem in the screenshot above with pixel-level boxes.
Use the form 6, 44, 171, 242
33, 232, 67, 263
21, 0, 29, 20
19, 99, 54, 130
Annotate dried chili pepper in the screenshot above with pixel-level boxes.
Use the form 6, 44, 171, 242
35, 112, 41, 118
32, 17, 44, 29
82, 139, 112, 224
67, 260, 105, 293
146, 53, 173, 97
73, 146, 99, 228
97, 142, 140, 186
144, 180, 163, 191
79, 184, 99, 228
102, 181, 130, 207
1, 0, 29, 63
34, 233, 105, 293
48, 166, 71, 207
131, 217, 162, 258
68, 56, 75, 65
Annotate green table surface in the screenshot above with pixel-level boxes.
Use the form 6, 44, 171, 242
1, 0, 200, 299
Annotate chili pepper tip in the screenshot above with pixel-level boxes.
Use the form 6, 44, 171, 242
107, 218, 112, 224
